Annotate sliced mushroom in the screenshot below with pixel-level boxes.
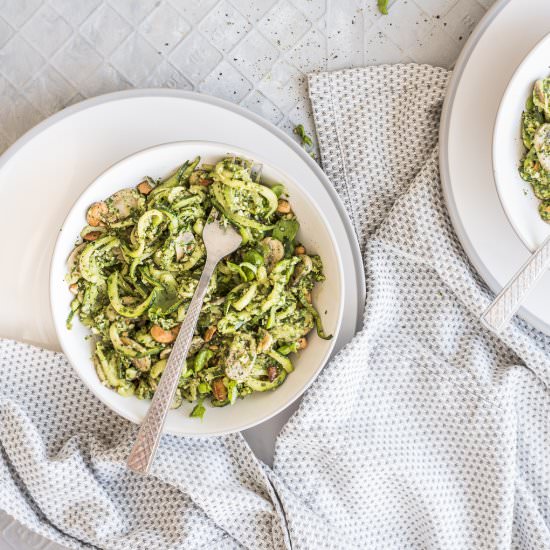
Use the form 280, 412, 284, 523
131, 355, 151, 372
67, 243, 86, 270
224, 335, 256, 382
175, 231, 195, 261
534, 123, 550, 172
267, 365, 278, 382
261, 237, 284, 271
108, 188, 144, 221
257, 331, 273, 353
225, 359, 252, 383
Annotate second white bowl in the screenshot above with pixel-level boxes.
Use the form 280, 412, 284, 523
493, 33, 550, 252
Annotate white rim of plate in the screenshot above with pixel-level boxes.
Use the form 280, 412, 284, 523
440, 0, 512, 298
440, 0, 550, 335
49, 140, 346, 435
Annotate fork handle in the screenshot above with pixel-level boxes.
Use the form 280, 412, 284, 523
480, 235, 550, 333
127, 256, 217, 475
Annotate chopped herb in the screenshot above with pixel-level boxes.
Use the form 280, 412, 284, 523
293, 124, 317, 159
272, 219, 299, 242
294, 124, 313, 147
190, 399, 206, 419
378, 0, 389, 15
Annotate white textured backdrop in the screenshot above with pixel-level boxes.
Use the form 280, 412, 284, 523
0, 0, 493, 153
0, 0, 494, 548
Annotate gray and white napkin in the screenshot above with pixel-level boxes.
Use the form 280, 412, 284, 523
1, 64, 549, 549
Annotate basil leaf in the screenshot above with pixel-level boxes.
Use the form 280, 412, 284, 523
272, 219, 299, 242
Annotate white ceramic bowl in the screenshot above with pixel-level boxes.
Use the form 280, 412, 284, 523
50, 141, 344, 436
493, 32, 550, 252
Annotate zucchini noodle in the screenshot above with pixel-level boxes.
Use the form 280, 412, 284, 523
66, 156, 330, 417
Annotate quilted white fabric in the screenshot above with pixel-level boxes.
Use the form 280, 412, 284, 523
1, 64, 549, 549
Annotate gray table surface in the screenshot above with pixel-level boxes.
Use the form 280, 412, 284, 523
0, 0, 494, 548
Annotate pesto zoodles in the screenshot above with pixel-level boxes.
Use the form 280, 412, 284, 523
519, 76, 550, 221
66, 156, 330, 418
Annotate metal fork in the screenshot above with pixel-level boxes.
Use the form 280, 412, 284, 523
480, 234, 550, 333
127, 211, 242, 475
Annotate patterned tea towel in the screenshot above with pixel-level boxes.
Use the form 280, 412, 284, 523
1, 64, 549, 550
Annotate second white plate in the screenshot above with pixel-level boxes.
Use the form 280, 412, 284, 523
441, 0, 550, 335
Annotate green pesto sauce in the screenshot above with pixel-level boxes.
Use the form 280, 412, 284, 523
66, 156, 330, 417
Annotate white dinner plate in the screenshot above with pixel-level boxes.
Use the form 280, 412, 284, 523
440, 0, 550, 335
493, 32, 550, 252
0, 90, 365, 459
50, 141, 345, 436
